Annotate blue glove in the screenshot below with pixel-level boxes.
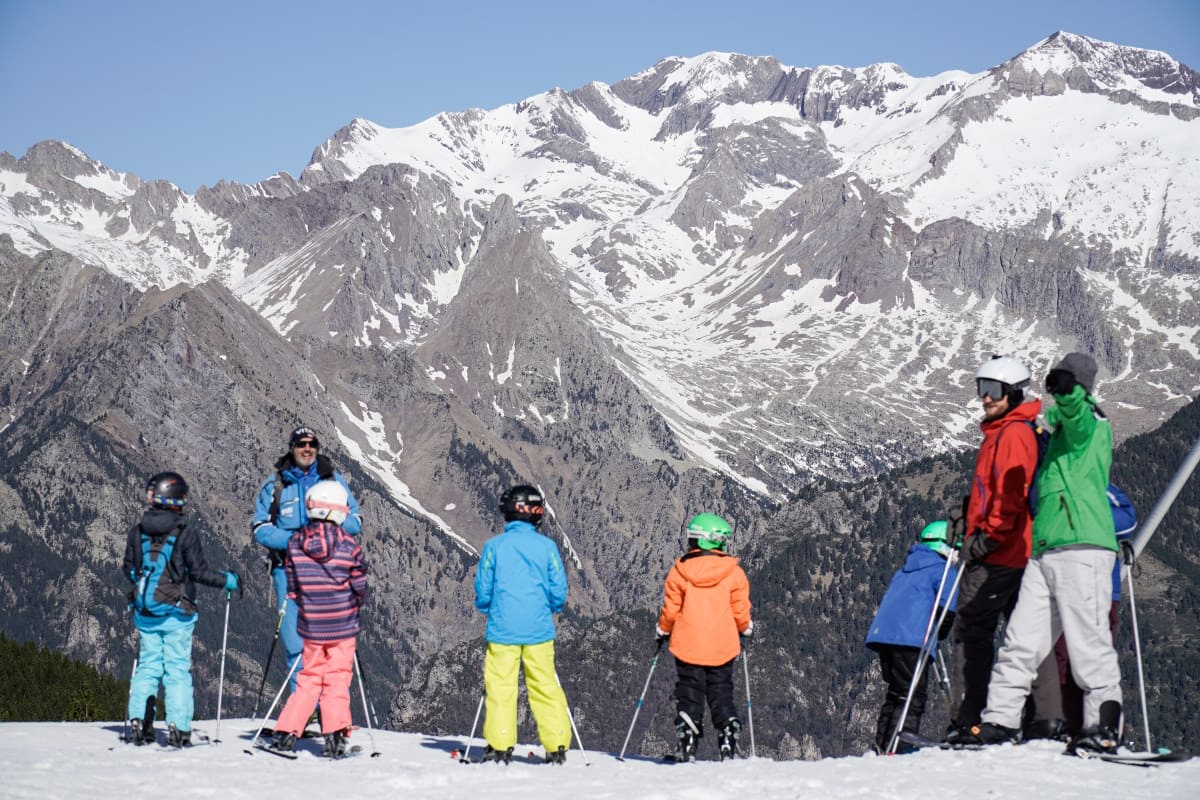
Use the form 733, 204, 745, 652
224, 571, 240, 592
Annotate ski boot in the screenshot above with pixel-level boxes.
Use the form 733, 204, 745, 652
127, 718, 154, 746
323, 728, 350, 758
270, 731, 297, 753
167, 723, 191, 748
545, 745, 567, 765
673, 714, 699, 762
717, 718, 741, 761
1068, 701, 1122, 756
1024, 718, 1069, 742
481, 744, 514, 764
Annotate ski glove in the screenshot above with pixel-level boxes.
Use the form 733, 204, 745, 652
224, 571, 240, 593
655, 625, 670, 642
740, 620, 754, 638
962, 531, 999, 564
1045, 368, 1077, 397
947, 495, 969, 548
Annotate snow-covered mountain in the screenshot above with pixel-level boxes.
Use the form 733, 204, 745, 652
3, 720, 1197, 800
2, 31, 1198, 502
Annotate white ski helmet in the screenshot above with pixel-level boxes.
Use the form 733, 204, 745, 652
975, 355, 1030, 404
306, 480, 350, 524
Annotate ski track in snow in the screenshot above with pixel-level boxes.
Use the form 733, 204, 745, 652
1, 721, 1194, 800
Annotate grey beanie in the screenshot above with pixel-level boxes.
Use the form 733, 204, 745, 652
1052, 352, 1098, 394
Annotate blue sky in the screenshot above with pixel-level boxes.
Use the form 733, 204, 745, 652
2, 0, 1197, 192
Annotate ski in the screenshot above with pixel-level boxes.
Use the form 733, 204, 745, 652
896, 731, 985, 751
246, 743, 299, 760
258, 726, 323, 740
1069, 749, 1191, 766
320, 745, 364, 760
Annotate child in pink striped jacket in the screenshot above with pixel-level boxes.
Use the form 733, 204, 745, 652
270, 480, 368, 756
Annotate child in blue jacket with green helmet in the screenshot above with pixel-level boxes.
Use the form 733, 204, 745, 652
865, 520, 958, 753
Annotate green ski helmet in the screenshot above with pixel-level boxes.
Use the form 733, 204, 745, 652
918, 520, 951, 557
686, 513, 733, 551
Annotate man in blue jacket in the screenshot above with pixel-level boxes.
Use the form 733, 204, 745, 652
474, 484, 571, 764
251, 426, 361, 688
865, 520, 959, 753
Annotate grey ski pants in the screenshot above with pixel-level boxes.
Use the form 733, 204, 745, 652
982, 546, 1122, 730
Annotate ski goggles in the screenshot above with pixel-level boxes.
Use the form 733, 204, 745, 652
976, 378, 1008, 400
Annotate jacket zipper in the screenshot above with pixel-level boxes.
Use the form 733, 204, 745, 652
1059, 494, 1075, 530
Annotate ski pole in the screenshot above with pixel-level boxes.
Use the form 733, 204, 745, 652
214, 590, 232, 743
618, 639, 664, 761
460, 692, 485, 764
556, 670, 591, 766
353, 651, 381, 757
252, 600, 287, 719
741, 640, 756, 758
247, 652, 301, 751
125, 655, 139, 742
353, 649, 381, 728
888, 559, 962, 755
1123, 542, 1152, 752
933, 644, 954, 708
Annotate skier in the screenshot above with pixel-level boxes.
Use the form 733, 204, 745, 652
946, 356, 1041, 744
252, 426, 361, 690
656, 513, 753, 762
269, 480, 368, 757
865, 520, 958, 753
124, 472, 240, 747
970, 353, 1124, 754
474, 484, 572, 764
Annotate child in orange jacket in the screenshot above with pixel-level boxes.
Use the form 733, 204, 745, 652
656, 513, 752, 762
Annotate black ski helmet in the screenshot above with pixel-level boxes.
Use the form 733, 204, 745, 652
499, 484, 545, 527
146, 471, 189, 510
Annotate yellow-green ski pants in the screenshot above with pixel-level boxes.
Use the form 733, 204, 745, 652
483, 640, 572, 751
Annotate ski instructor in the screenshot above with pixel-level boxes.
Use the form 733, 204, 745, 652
252, 425, 362, 689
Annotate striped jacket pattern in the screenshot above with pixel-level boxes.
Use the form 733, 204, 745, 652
285, 520, 368, 643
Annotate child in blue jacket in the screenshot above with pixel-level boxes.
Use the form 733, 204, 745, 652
473, 484, 571, 764
865, 520, 958, 753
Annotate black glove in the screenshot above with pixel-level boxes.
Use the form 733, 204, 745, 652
947, 495, 969, 548
962, 530, 999, 564
1045, 368, 1077, 397
740, 620, 754, 639
655, 625, 670, 643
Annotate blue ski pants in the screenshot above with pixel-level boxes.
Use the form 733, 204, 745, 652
128, 621, 196, 731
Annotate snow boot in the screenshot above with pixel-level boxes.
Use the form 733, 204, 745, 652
481, 744, 514, 764
545, 745, 567, 765
167, 723, 191, 748
717, 718, 741, 761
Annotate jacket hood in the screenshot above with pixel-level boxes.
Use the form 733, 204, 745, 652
901, 542, 948, 573
674, 550, 741, 588
300, 520, 339, 562
981, 398, 1042, 432
140, 508, 185, 537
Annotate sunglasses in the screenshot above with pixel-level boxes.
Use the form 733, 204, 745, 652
293, 439, 319, 449
976, 378, 1007, 400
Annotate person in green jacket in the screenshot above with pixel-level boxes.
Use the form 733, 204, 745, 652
967, 353, 1123, 754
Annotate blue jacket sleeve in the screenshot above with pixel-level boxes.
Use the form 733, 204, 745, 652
335, 472, 362, 536
547, 542, 567, 613
474, 543, 495, 613
251, 476, 292, 551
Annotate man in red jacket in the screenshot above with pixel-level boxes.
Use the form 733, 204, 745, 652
946, 356, 1041, 744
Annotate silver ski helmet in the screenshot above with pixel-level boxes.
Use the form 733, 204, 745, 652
975, 355, 1031, 408
307, 480, 350, 525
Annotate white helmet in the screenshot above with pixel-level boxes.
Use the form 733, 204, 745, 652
306, 480, 350, 524
975, 355, 1030, 401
